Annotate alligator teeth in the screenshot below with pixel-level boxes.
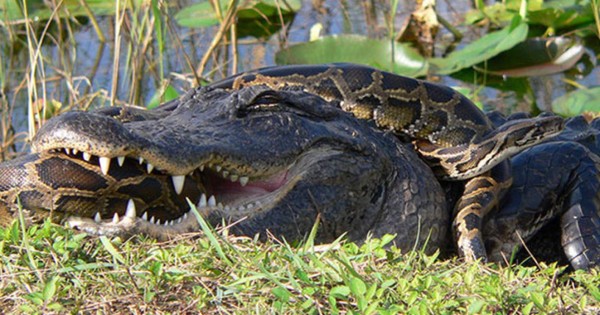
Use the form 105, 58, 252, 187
125, 199, 136, 218
198, 194, 207, 208
156, 219, 161, 225
94, 212, 101, 222
200, 165, 205, 171
99, 157, 111, 175
64, 148, 71, 155
141, 212, 148, 221
73, 149, 79, 155
112, 212, 119, 223
182, 212, 188, 220
164, 220, 170, 226
208, 195, 216, 207
83, 152, 92, 161
217, 203, 224, 210
216, 165, 222, 172
230, 174, 238, 182
150, 216, 156, 224
239, 176, 249, 187
146, 163, 154, 174
139, 157, 144, 164
222, 171, 229, 177
117, 156, 125, 167
171, 175, 185, 195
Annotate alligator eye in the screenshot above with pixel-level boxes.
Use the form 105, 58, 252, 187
250, 91, 283, 106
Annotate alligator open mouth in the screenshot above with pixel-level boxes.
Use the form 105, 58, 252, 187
44, 145, 313, 239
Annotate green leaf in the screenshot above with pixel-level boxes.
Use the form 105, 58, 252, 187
530, 291, 545, 309
100, 236, 126, 264
330, 285, 350, 298
275, 35, 428, 77
475, 37, 584, 77
1, 0, 144, 22
430, 17, 528, 74
467, 299, 486, 314
175, 0, 300, 38
173, 2, 219, 28
349, 277, 367, 296
147, 84, 179, 109
272, 287, 292, 302
42, 276, 58, 302
552, 86, 600, 116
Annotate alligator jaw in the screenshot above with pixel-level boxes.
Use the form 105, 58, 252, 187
61, 148, 333, 240
65, 199, 204, 240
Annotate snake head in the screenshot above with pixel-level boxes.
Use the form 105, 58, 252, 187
501, 115, 565, 148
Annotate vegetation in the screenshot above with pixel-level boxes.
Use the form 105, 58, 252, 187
1, 0, 600, 313
1, 217, 599, 313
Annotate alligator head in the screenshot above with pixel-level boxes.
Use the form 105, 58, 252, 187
0, 86, 448, 251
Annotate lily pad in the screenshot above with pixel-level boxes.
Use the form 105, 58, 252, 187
474, 37, 584, 77
430, 17, 528, 74
175, 0, 300, 38
552, 87, 600, 116
0, 0, 143, 22
275, 35, 428, 77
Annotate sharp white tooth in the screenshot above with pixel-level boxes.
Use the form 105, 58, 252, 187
73, 149, 79, 155
177, 217, 183, 224
217, 203, 224, 210
183, 212, 188, 219
164, 220, 170, 226
125, 199, 136, 218
239, 176, 249, 187
138, 157, 144, 164
171, 175, 185, 195
230, 174, 238, 182
238, 205, 245, 211
94, 212, 101, 222
246, 202, 253, 209
200, 165, 205, 171
117, 156, 125, 166
198, 194, 207, 207
146, 163, 154, 173
150, 216, 156, 224
208, 195, 216, 207
141, 212, 148, 221
216, 165, 222, 172
83, 152, 92, 161
99, 157, 111, 175
222, 171, 229, 177
156, 219, 161, 225
65, 148, 71, 155
112, 213, 119, 223
224, 205, 231, 211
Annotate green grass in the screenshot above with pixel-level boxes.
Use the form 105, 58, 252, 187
1, 219, 599, 314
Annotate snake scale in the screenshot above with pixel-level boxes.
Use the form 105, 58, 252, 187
210, 63, 564, 261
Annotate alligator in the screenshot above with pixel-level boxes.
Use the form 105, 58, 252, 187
1, 64, 597, 270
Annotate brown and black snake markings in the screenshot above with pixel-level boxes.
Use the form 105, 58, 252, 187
210, 64, 563, 261
1, 63, 589, 267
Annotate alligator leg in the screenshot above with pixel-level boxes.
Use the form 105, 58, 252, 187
561, 152, 600, 270
484, 141, 600, 270
453, 161, 512, 262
